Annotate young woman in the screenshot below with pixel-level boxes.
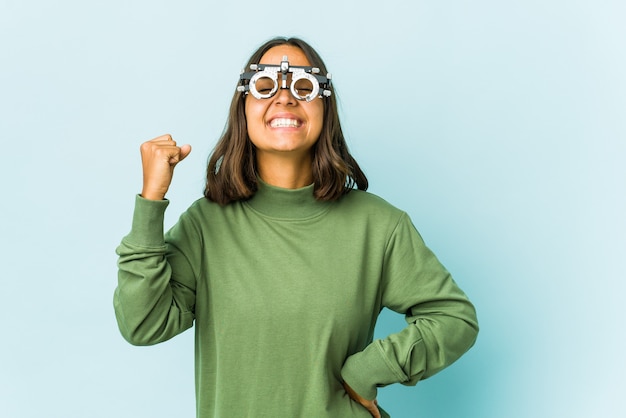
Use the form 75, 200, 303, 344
114, 37, 479, 418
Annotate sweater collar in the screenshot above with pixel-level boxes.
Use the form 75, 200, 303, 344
245, 178, 331, 220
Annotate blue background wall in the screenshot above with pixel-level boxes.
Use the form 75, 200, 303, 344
1, 1, 624, 417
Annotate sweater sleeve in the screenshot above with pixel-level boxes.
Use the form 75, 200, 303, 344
113, 195, 197, 346
341, 213, 479, 400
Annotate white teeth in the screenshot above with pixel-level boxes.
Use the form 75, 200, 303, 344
270, 118, 301, 128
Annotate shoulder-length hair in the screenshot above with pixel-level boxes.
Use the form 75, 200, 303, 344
204, 36, 368, 205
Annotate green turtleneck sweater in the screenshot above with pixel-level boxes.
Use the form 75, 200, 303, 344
114, 181, 478, 418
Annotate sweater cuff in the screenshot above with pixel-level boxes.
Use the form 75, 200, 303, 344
340, 340, 407, 400
124, 194, 170, 248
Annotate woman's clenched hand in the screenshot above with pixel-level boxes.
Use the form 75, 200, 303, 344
139, 134, 191, 200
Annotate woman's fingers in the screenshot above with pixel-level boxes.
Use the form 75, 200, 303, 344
343, 381, 381, 418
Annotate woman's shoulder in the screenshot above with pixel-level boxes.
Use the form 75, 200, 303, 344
176, 196, 236, 222
337, 189, 406, 219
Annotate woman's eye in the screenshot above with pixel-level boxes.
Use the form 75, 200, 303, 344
293, 79, 314, 96
254, 77, 275, 96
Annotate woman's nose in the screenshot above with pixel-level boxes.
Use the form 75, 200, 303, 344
273, 85, 297, 105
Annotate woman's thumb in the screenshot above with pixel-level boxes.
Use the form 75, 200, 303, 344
179, 144, 192, 161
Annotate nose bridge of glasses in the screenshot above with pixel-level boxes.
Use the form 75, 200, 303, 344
275, 75, 296, 102
278, 71, 292, 90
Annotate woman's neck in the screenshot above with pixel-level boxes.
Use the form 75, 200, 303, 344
256, 152, 313, 189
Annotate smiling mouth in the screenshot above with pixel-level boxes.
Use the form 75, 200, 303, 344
269, 118, 302, 128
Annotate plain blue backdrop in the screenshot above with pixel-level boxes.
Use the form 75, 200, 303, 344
1, 1, 624, 417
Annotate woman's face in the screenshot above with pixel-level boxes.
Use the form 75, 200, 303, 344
244, 45, 324, 161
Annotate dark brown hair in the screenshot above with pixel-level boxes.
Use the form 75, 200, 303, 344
204, 36, 368, 205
